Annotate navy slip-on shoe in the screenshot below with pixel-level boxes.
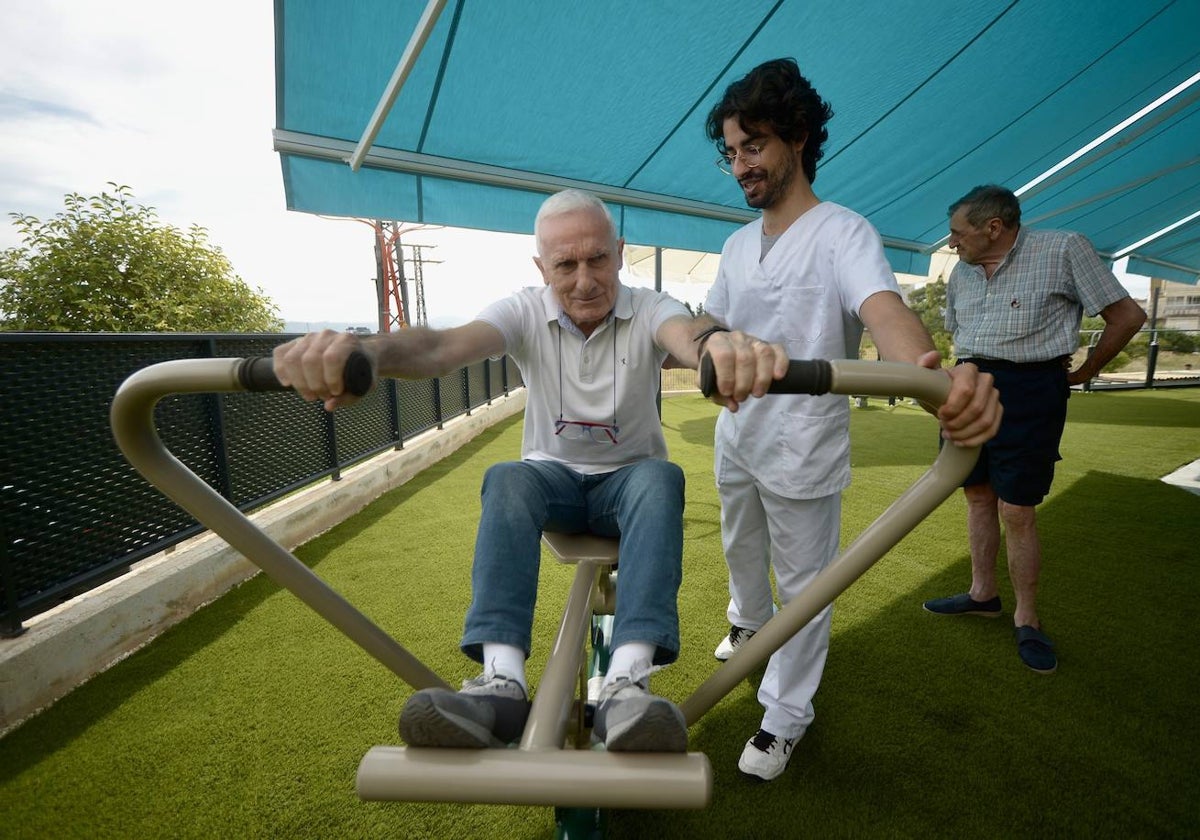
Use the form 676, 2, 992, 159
1015, 625, 1057, 674
922, 592, 1003, 617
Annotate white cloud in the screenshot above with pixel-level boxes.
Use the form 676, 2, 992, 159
1, 2, 716, 329
0, 0, 537, 325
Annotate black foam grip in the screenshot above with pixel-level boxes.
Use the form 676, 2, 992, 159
771, 359, 833, 395
698, 353, 719, 398
237, 351, 373, 397
699, 354, 832, 398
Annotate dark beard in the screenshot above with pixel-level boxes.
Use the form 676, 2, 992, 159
741, 152, 798, 210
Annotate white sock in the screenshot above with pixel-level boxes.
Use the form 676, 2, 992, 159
603, 642, 656, 689
482, 643, 527, 692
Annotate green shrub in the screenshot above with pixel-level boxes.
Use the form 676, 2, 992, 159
1157, 330, 1197, 354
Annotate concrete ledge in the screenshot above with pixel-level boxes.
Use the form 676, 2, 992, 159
0, 391, 526, 736
1162, 458, 1200, 496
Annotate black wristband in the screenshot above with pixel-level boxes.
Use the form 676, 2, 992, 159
693, 324, 730, 354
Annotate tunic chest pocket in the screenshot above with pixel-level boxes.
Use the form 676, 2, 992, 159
780, 284, 826, 343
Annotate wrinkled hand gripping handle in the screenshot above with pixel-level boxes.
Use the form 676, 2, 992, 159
236, 350, 374, 396
699, 354, 832, 398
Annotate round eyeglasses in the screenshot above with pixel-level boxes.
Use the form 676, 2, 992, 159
716, 144, 764, 175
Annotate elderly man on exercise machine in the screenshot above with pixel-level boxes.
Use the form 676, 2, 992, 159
273, 187, 999, 753
273, 188, 783, 752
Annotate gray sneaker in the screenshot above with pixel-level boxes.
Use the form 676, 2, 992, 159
399, 672, 530, 748
592, 672, 687, 753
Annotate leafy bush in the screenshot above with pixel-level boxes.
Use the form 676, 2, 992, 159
1, 184, 282, 332
1156, 329, 1197, 354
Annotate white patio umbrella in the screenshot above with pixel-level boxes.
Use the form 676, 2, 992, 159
623, 245, 720, 288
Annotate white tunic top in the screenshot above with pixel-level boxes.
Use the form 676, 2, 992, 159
477, 283, 689, 475
705, 202, 900, 498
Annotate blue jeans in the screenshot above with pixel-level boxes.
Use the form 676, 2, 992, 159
461, 458, 684, 666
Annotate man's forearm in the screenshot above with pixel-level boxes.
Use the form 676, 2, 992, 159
861, 292, 937, 364
1074, 298, 1147, 378
364, 328, 447, 378
685, 315, 728, 366
366, 322, 499, 379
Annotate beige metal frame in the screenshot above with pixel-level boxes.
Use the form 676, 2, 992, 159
110, 358, 976, 811
359, 532, 712, 808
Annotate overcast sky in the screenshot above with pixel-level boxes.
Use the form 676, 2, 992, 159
1, 2, 1146, 330
0, 0, 717, 329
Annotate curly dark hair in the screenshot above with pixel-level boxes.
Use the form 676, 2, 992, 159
705, 57, 834, 184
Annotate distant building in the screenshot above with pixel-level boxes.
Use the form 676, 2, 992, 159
1151, 278, 1200, 332
895, 246, 956, 305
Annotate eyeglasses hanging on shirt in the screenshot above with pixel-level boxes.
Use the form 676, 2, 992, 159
555, 321, 619, 445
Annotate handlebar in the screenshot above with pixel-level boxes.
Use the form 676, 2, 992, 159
700, 355, 832, 398
679, 352, 976, 726
109, 352, 446, 692
698, 353, 952, 406
237, 351, 374, 396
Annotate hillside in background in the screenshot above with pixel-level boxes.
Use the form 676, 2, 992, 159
283, 320, 373, 334
284, 315, 467, 334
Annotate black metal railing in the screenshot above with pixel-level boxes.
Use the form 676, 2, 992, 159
1078, 327, 1200, 390
0, 333, 523, 636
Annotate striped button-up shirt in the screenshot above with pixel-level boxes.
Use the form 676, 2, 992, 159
946, 228, 1129, 362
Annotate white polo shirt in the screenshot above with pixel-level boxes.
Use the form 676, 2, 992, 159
477, 283, 690, 475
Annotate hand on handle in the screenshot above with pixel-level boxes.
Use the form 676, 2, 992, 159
700, 349, 1002, 449
700, 354, 832, 398
266, 329, 378, 410
694, 330, 789, 412
239, 351, 373, 399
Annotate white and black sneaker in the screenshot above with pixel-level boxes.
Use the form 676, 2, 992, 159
714, 625, 757, 661
737, 728, 796, 781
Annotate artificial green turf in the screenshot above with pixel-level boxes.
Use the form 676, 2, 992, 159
2, 388, 1197, 838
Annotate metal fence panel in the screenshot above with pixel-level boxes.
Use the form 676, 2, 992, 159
438, 370, 468, 420
0, 333, 522, 634
396, 378, 439, 440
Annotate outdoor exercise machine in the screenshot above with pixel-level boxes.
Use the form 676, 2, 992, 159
110, 353, 978, 838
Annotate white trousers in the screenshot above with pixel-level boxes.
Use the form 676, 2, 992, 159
716, 451, 841, 740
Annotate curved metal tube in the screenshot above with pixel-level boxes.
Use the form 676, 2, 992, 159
680, 360, 979, 724
109, 359, 449, 691
111, 356, 974, 809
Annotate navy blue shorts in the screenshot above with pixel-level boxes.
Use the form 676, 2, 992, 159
959, 359, 1070, 506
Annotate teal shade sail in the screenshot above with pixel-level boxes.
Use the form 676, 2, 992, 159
275, 0, 1200, 284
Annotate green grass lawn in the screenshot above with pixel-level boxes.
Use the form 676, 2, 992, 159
2, 388, 1198, 838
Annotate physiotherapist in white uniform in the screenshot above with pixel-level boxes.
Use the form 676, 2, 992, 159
691, 58, 1002, 782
